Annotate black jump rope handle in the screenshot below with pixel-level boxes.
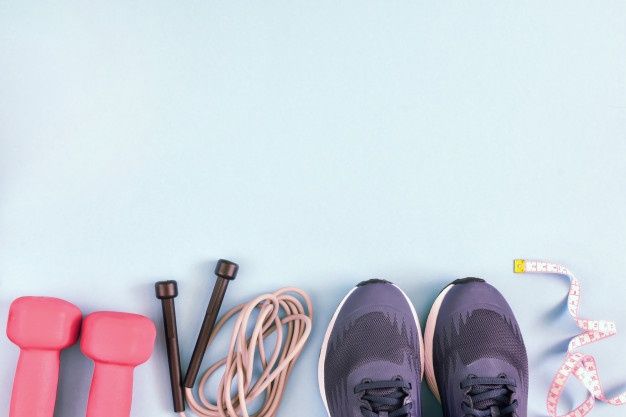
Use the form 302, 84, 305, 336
155, 280, 185, 412
155, 259, 238, 412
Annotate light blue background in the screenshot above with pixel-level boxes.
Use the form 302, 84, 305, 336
1, 1, 626, 417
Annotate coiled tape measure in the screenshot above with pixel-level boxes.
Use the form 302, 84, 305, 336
514, 259, 626, 417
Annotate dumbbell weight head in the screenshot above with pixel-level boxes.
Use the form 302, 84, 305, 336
7, 296, 82, 350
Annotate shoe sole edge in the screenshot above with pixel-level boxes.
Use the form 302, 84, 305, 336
424, 283, 453, 403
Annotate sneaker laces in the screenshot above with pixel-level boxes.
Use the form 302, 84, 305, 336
355, 379, 413, 417
461, 375, 518, 417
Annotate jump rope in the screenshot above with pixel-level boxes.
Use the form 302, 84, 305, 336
155, 260, 313, 417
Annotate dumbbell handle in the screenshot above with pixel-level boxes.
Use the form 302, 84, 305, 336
10, 349, 60, 417
86, 363, 134, 417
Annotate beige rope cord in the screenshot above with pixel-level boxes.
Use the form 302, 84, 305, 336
181, 287, 313, 417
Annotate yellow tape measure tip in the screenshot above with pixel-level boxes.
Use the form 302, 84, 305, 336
513, 259, 526, 273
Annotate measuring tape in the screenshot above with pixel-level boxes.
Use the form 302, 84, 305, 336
514, 259, 626, 417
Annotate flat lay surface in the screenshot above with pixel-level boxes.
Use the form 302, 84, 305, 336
2, 1, 626, 416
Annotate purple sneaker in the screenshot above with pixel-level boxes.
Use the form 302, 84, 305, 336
319, 279, 423, 417
424, 278, 528, 417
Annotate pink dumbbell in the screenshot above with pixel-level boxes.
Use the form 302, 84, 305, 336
81, 311, 156, 417
6, 296, 82, 417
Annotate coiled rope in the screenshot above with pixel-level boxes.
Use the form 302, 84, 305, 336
182, 287, 313, 417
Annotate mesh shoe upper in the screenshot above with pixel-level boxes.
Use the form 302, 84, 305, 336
321, 280, 422, 417
432, 280, 528, 417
